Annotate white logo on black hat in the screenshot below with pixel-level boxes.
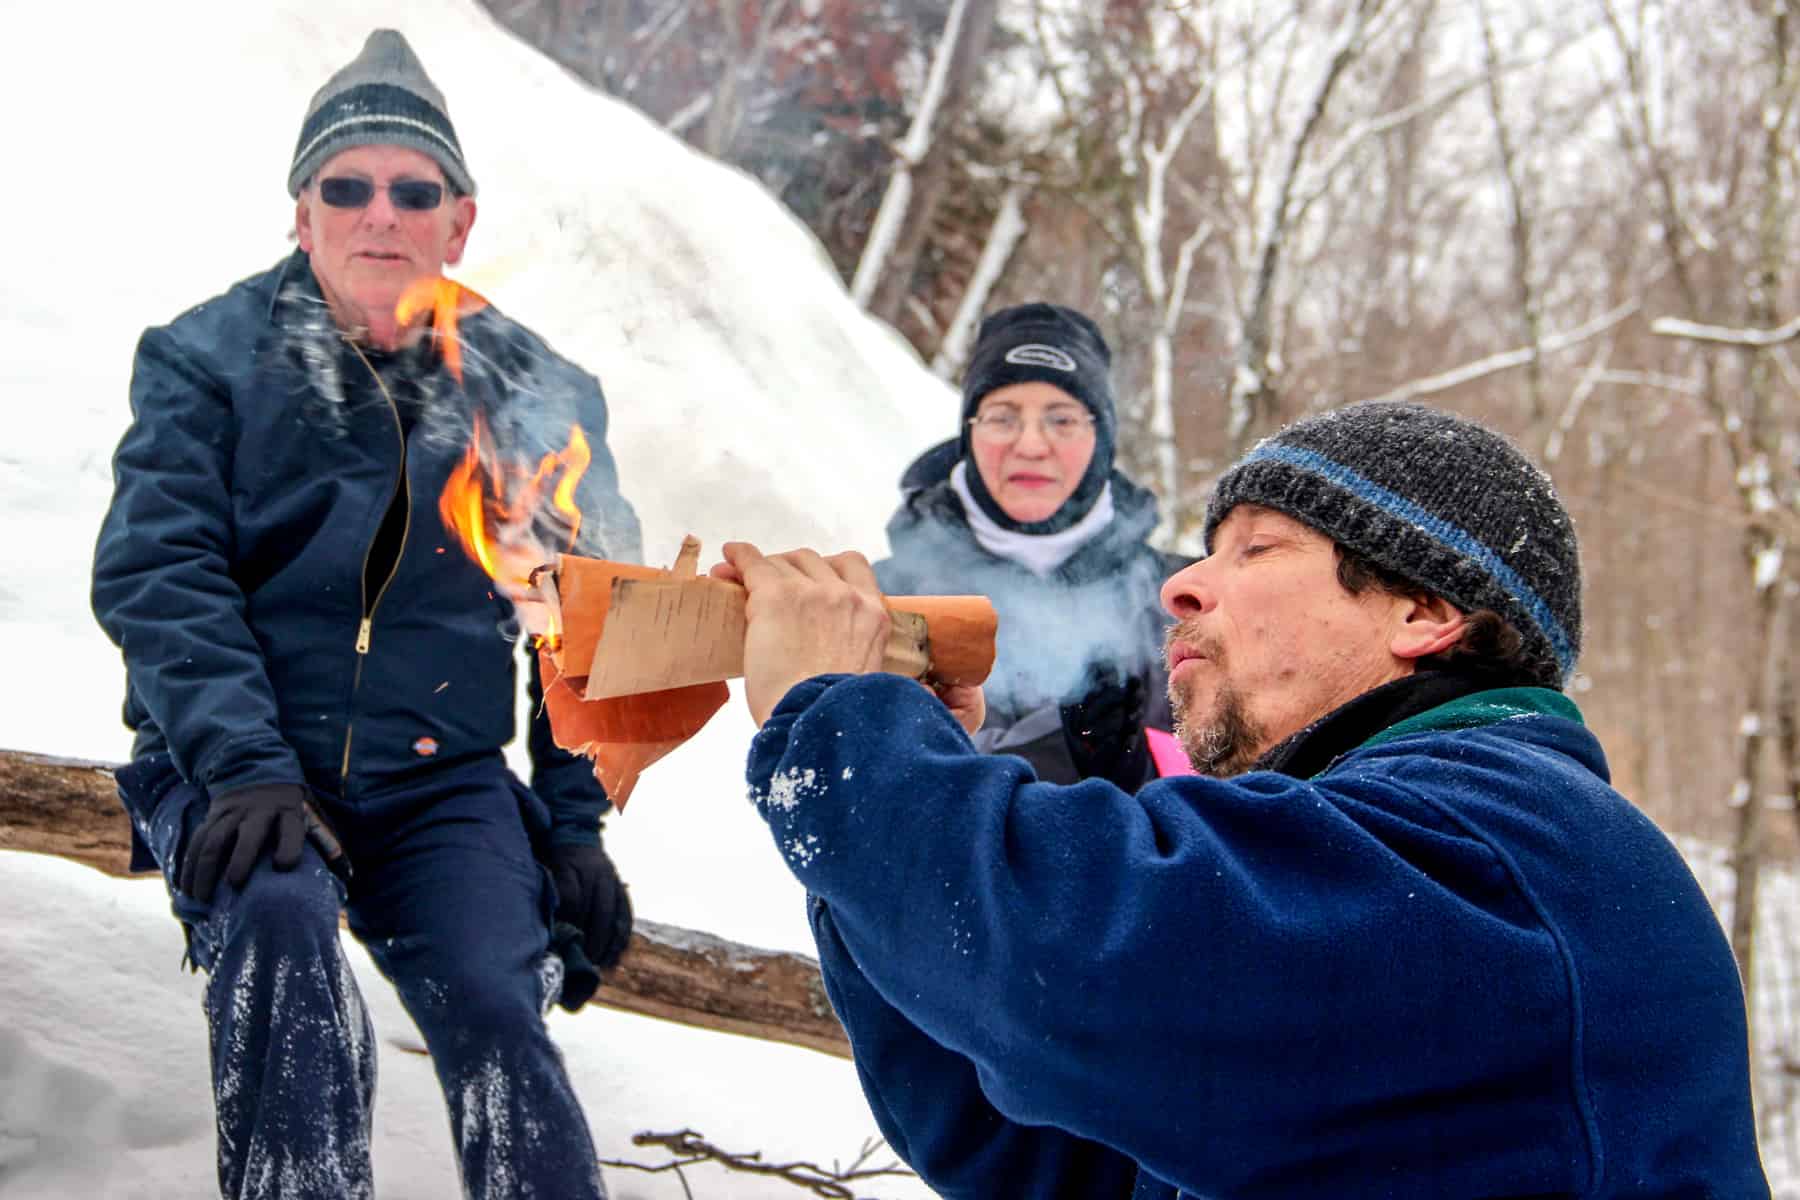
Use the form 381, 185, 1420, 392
1005, 344, 1078, 372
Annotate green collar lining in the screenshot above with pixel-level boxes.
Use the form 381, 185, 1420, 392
1361, 687, 1583, 752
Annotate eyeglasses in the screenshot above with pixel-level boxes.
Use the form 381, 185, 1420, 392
317, 176, 446, 212
967, 408, 1096, 444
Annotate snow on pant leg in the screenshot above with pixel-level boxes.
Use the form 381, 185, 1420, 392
183, 845, 375, 1200
345, 769, 604, 1200
116, 758, 376, 1200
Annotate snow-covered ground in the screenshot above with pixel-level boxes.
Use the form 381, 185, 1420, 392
1, 0, 1794, 1197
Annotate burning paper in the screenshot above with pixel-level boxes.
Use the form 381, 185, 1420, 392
439, 410, 591, 640
406, 275, 596, 644
404, 279, 998, 809
530, 540, 729, 808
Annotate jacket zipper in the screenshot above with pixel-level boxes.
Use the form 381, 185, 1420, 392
340, 342, 412, 787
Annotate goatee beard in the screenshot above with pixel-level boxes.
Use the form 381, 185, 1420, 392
1172, 678, 1266, 777
1166, 623, 1266, 777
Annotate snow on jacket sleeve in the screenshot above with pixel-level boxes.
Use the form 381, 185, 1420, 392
808, 895, 1141, 1199
747, 674, 1588, 1198
92, 327, 307, 796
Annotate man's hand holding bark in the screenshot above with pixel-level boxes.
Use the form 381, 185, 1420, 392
711, 542, 984, 735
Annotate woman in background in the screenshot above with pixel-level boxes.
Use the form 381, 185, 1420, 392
875, 303, 1191, 786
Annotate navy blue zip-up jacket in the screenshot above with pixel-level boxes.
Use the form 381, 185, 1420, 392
746, 673, 1768, 1199
93, 251, 640, 845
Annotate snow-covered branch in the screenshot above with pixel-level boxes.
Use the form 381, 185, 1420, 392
1650, 314, 1800, 347
934, 182, 1029, 379
1363, 300, 1640, 405
1477, 0, 1546, 424
1229, 0, 1385, 448
851, 0, 974, 306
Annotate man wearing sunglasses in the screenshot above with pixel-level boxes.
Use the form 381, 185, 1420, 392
93, 29, 637, 1200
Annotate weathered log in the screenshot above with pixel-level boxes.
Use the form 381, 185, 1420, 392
0, 746, 849, 1059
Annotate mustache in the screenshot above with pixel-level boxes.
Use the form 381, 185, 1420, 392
1163, 617, 1223, 668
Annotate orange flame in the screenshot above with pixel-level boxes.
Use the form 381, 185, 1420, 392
439, 412, 592, 647
396, 276, 489, 383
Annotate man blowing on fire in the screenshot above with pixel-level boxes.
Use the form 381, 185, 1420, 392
90, 30, 638, 1200
717, 401, 1769, 1198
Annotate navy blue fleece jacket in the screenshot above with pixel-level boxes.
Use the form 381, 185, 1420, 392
746, 673, 1767, 1199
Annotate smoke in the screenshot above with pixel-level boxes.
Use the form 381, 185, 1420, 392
280, 285, 378, 440
278, 283, 472, 452
986, 580, 1161, 714
886, 522, 1170, 722
280, 285, 642, 571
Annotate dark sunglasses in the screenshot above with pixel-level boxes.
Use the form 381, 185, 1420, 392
317, 176, 445, 212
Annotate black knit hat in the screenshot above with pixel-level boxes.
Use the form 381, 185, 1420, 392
288, 30, 476, 198
1204, 401, 1583, 689
959, 302, 1117, 535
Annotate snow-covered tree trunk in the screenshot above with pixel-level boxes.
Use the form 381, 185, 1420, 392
1108, 29, 1224, 532
1475, 0, 1547, 428
1145, 222, 1212, 539
1780, 633, 1800, 849
1729, 0, 1798, 1037
1227, 0, 1385, 457
1731, 569, 1781, 995
851, 0, 978, 308
933, 181, 1029, 379
699, 0, 792, 159
1635, 5, 1800, 1090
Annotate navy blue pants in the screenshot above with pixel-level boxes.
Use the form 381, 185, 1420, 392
117, 754, 605, 1200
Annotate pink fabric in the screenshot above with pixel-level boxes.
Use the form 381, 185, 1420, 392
1145, 727, 1194, 777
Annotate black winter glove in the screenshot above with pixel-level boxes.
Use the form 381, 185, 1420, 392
1060, 667, 1152, 790
178, 783, 309, 902
548, 843, 633, 1009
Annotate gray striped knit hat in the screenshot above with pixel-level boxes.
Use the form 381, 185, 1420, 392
1204, 401, 1582, 689
288, 30, 476, 198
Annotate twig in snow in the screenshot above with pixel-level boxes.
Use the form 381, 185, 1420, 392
600, 1129, 914, 1199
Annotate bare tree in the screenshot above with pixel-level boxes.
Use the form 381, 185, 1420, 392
1645, 0, 1800, 1072
1223, 0, 1392, 458
933, 179, 1030, 378
851, 0, 1001, 317
1475, 0, 1548, 428
695, 0, 793, 155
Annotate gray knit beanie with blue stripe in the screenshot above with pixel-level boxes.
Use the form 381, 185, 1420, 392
1204, 401, 1582, 690
288, 30, 475, 198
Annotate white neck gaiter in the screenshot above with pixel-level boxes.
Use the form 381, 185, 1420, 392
950, 460, 1115, 578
